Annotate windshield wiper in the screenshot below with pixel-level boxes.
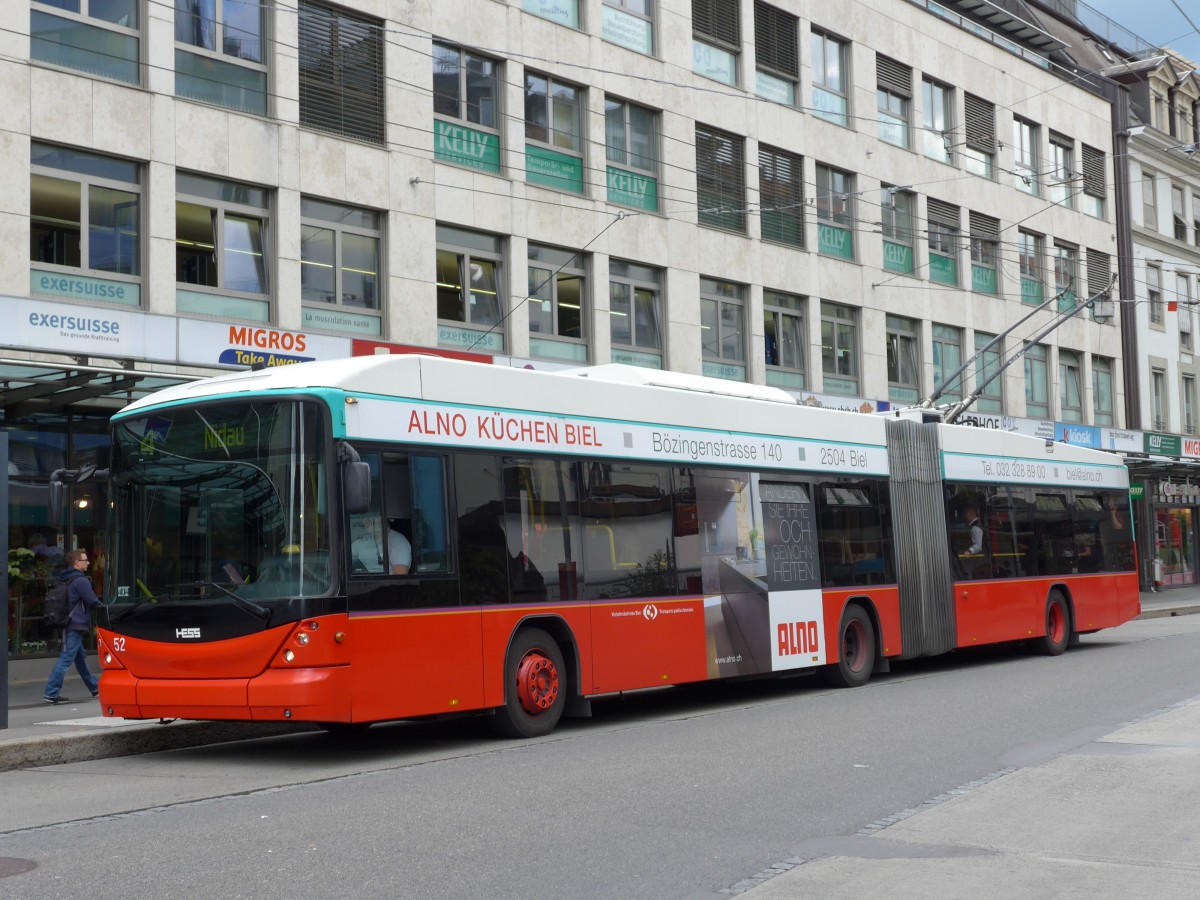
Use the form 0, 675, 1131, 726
110, 592, 170, 625
204, 581, 271, 622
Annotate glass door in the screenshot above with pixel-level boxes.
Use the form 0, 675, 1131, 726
1156, 506, 1196, 586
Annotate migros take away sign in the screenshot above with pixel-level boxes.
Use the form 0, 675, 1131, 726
177, 321, 351, 368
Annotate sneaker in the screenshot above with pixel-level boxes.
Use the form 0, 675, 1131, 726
43, 696, 70, 704
90, 689, 100, 698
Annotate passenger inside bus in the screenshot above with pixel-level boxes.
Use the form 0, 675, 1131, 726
955, 502, 991, 579
387, 518, 412, 575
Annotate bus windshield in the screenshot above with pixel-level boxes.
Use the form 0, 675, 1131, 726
108, 399, 331, 605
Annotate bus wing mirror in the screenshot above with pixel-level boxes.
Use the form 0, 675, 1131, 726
344, 462, 372, 514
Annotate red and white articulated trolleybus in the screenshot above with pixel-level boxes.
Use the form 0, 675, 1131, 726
96, 356, 1139, 736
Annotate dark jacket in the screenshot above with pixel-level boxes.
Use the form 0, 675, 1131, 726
59, 568, 100, 632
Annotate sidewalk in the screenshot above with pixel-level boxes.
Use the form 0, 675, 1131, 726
2, 589, 1199, 776
742, 694, 1200, 898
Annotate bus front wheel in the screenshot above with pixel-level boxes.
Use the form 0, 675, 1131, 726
491, 627, 566, 738
1039, 591, 1071, 656
825, 605, 876, 688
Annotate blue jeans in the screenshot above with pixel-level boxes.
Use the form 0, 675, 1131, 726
44, 630, 100, 699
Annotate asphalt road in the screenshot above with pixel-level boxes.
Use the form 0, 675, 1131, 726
2, 613, 1200, 900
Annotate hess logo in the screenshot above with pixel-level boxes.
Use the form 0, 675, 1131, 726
642, 604, 659, 621
175, 627, 201, 639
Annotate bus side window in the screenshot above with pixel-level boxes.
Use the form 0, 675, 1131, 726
411, 455, 450, 573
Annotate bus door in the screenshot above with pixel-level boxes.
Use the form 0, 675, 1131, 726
346, 448, 480, 718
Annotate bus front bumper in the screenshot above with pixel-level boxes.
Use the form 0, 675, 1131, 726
98, 665, 352, 722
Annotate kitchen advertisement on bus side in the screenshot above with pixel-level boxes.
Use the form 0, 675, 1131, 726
760, 482, 825, 672
348, 398, 890, 476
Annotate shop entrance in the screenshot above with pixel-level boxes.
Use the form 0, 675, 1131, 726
1155, 506, 1196, 587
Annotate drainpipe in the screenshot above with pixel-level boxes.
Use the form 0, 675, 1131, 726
1112, 85, 1140, 429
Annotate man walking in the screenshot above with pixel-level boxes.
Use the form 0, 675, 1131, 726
43, 549, 101, 703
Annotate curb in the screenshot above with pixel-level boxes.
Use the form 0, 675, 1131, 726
1139, 604, 1200, 620
0, 720, 315, 773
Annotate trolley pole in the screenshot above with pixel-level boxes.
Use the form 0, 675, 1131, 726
942, 277, 1117, 425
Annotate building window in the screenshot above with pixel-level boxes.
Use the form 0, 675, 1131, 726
1173, 185, 1188, 241
887, 315, 920, 403
881, 187, 914, 275
963, 93, 995, 178
1184, 374, 1196, 435
811, 30, 848, 127
1148, 263, 1163, 326
974, 331, 1002, 414
820, 301, 858, 395
922, 78, 953, 164
525, 72, 584, 193
1013, 117, 1038, 194
30, 143, 142, 306
1086, 248, 1111, 299
528, 245, 588, 363
969, 211, 999, 294
174, 0, 267, 115
754, 2, 798, 105
1024, 343, 1049, 418
433, 43, 501, 173
696, 124, 745, 233
31, 0, 140, 84
1059, 350, 1082, 423
1048, 133, 1075, 208
524, 0, 579, 28
1053, 242, 1078, 312
609, 260, 662, 368
1142, 170, 1157, 230
700, 277, 746, 380
764, 290, 805, 389
1081, 144, 1106, 218
1019, 229, 1044, 305
815, 164, 854, 259
1092, 356, 1114, 426
298, 1, 384, 144
876, 56, 911, 148
1152, 368, 1167, 431
692, 0, 739, 86
932, 324, 962, 403
759, 145, 804, 247
1178, 275, 1193, 352
1194, 193, 1200, 248
175, 173, 269, 321
436, 225, 505, 353
927, 199, 959, 286
300, 198, 382, 335
605, 97, 659, 211
602, 0, 654, 56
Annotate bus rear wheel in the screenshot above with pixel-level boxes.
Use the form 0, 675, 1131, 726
491, 627, 566, 738
825, 605, 875, 688
1039, 591, 1071, 656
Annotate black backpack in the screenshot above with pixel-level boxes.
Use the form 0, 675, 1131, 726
43, 581, 72, 629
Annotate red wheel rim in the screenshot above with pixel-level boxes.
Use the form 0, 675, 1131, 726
1048, 602, 1066, 645
515, 650, 559, 715
842, 620, 867, 673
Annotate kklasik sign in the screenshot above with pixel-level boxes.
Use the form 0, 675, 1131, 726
176, 320, 351, 368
